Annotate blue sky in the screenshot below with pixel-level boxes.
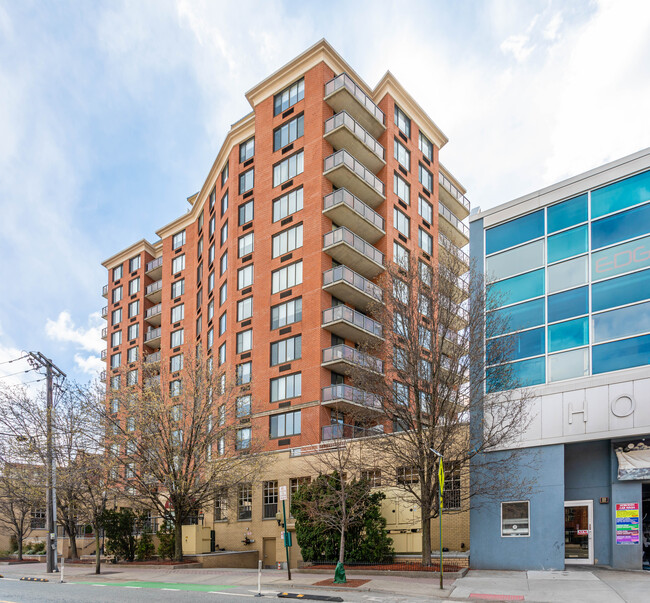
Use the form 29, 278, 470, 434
0, 0, 649, 385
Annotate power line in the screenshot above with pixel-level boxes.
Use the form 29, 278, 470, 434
0, 354, 28, 366
0, 367, 36, 380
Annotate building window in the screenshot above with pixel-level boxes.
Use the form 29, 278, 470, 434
129, 256, 141, 272
171, 303, 184, 323
393, 381, 409, 406
208, 271, 215, 292
207, 327, 214, 349
172, 230, 186, 250
270, 335, 301, 366
127, 369, 138, 386
170, 380, 182, 398
394, 139, 410, 171
170, 329, 184, 347
239, 200, 254, 226
239, 169, 254, 194
394, 208, 410, 238
272, 260, 303, 294
221, 192, 229, 217
127, 347, 138, 363
209, 188, 216, 211
394, 105, 411, 137
209, 215, 216, 237
237, 483, 252, 518
270, 372, 301, 402
237, 297, 253, 321
111, 375, 120, 390
197, 237, 203, 260
271, 297, 302, 330
273, 187, 303, 222
172, 254, 185, 274
110, 352, 121, 369
170, 354, 183, 373
238, 265, 254, 290
214, 489, 228, 521
238, 233, 254, 258
111, 308, 122, 326
273, 151, 304, 187
31, 508, 46, 530
219, 221, 228, 247
207, 242, 214, 265
113, 265, 123, 281
269, 410, 301, 438
443, 464, 461, 510
262, 481, 278, 519
419, 164, 433, 192
197, 262, 204, 285
220, 282, 227, 306
111, 330, 122, 348
221, 163, 228, 186
273, 114, 304, 151
501, 501, 530, 537
219, 312, 227, 336
394, 242, 410, 268
171, 279, 185, 298
206, 299, 213, 322
361, 469, 382, 487
397, 466, 419, 484
220, 251, 228, 275
419, 196, 433, 223
274, 77, 304, 115
128, 300, 140, 319
419, 132, 433, 161
236, 361, 252, 385
419, 228, 433, 254
112, 285, 123, 304
272, 224, 303, 258
239, 137, 255, 163
236, 428, 251, 451
394, 173, 410, 205
236, 395, 251, 418
236, 329, 252, 353
129, 277, 140, 295
218, 342, 226, 365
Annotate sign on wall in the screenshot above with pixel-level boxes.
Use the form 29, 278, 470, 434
615, 503, 640, 545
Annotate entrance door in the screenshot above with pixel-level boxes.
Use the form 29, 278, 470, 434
263, 537, 276, 569
565, 500, 594, 564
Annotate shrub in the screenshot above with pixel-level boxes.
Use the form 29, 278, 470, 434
157, 521, 175, 560
136, 530, 155, 561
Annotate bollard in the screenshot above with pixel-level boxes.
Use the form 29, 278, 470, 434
255, 559, 263, 597
60, 556, 64, 583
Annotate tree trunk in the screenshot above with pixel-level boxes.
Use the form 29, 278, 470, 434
174, 522, 183, 562
17, 533, 23, 561
94, 530, 101, 574
338, 528, 345, 565
68, 525, 79, 560
421, 493, 433, 567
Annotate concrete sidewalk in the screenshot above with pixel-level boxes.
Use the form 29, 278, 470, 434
449, 567, 650, 602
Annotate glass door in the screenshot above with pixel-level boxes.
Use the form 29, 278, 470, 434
565, 500, 594, 564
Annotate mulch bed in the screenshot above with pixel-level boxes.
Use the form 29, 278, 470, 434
0, 558, 38, 564
312, 578, 370, 588
312, 562, 462, 573
66, 559, 200, 566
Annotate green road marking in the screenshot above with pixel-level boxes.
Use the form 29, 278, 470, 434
76, 581, 237, 592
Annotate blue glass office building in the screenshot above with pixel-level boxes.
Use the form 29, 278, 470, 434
470, 149, 650, 570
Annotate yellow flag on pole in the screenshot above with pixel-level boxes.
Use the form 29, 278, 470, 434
438, 461, 445, 509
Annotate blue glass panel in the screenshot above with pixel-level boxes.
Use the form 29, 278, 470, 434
593, 334, 650, 374
486, 298, 545, 337
592, 269, 650, 312
547, 225, 588, 263
593, 301, 650, 343
591, 203, 650, 250
547, 194, 588, 233
591, 169, 650, 219
485, 210, 544, 255
591, 234, 650, 281
487, 327, 544, 364
488, 269, 545, 308
486, 357, 545, 393
548, 287, 588, 323
548, 317, 588, 352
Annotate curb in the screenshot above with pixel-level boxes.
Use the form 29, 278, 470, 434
278, 594, 343, 602
20, 577, 49, 582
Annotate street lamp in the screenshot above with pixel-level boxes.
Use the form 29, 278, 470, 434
430, 448, 444, 590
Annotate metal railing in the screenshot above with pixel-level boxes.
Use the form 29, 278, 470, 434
322, 305, 383, 338
101, 306, 108, 318
324, 73, 385, 125
144, 327, 161, 342
323, 189, 385, 232
439, 203, 470, 238
439, 295, 469, 322
323, 266, 383, 302
146, 256, 163, 273
323, 150, 385, 197
102, 284, 108, 296
439, 171, 471, 212
100, 349, 107, 360
322, 422, 384, 442
145, 351, 161, 364
145, 279, 163, 296
441, 268, 470, 293
439, 232, 469, 265
322, 384, 381, 410
324, 227, 385, 267
322, 344, 383, 373
145, 303, 162, 319
100, 371, 106, 383
101, 327, 108, 338
324, 111, 385, 161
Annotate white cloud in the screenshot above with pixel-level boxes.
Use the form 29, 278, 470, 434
543, 12, 564, 41
45, 311, 104, 354
500, 34, 535, 63
74, 353, 103, 376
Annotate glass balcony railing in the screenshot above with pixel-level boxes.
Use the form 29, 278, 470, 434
324, 150, 385, 197
322, 305, 383, 338
101, 306, 108, 318
323, 189, 385, 232
323, 265, 383, 303
144, 327, 161, 343
322, 384, 382, 410
322, 344, 383, 373
324, 227, 384, 267
145, 280, 163, 296
439, 232, 469, 265
145, 303, 162, 319
439, 202, 470, 239
146, 256, 163, 273
102, 284, 108, 297
324, 73, 385, 126
322, 422, 383, 442
324, 111, 385, 161
439, 171, 471, 212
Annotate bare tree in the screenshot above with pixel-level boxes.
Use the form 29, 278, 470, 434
348, 247, 535, 565
98, 351, 266, 561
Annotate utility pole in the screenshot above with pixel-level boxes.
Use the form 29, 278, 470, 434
27, 352, 66, 574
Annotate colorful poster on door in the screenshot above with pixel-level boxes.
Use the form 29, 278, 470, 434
615, 503, 640, 545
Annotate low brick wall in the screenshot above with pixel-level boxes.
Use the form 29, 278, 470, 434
185, 550, 259, 569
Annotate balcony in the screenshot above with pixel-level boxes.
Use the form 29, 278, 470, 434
145, 350, 161, 364
146, 256, 163, 281
439, 232, 469, 271
439, 202, 470, 248
101, 327, 107, 340
439, 294, 469, 328
439, 170, 470, 220
324, 73, 385, 138
145, 374, 161, 389
322, 305, 383, 344
102, 284, 108, 298
321, 384, 382, 414
323, 227, 384, 278
323, 266, 383, 311
322, 422, 384, 442
145, 303, 162, 327
145, 279, 163, 304
101, 306, 108, 319
324, 111, 385, 173
323, 150, 385, 208
323, 189, 385, 244
144, 327, 161, 349
441, 268, 470, 301
100, 370, 106, 383
100, 349, 107, 361
321, 344, 383, 375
